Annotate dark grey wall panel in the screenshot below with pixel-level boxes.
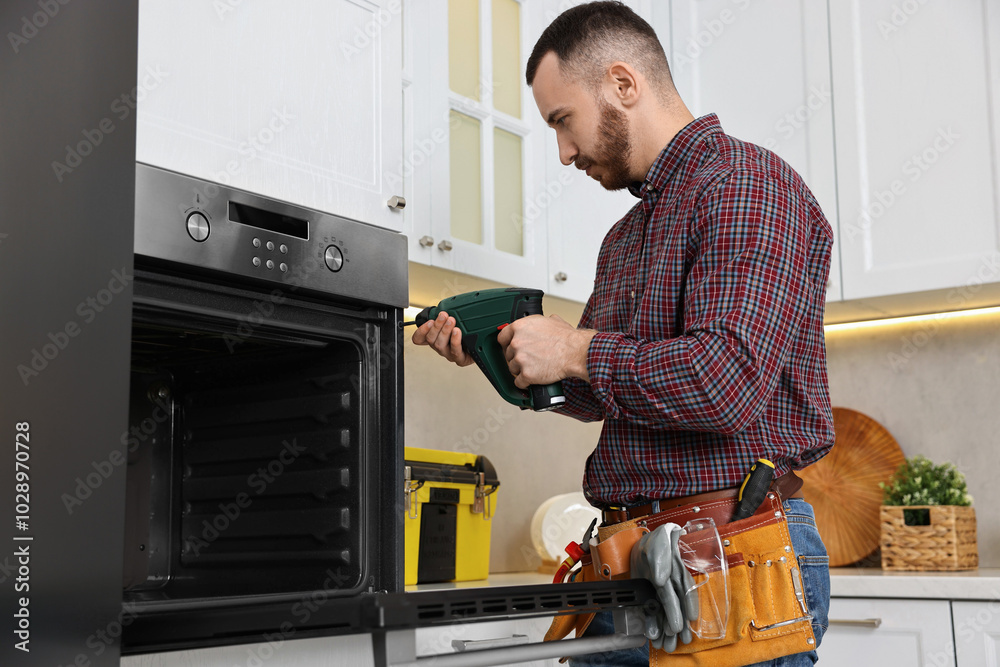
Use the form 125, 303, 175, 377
0, 2, 137, 665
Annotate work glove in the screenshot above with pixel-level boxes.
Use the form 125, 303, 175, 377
630, 523, 699, 652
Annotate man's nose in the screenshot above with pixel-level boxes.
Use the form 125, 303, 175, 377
557, 135, 577, 166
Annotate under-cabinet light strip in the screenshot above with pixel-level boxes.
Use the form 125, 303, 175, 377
824, 305, 1000, 333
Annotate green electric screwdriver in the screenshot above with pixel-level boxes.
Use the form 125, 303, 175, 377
406, 287, 566, 411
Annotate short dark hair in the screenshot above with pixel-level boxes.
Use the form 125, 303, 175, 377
526, 1, 674, 100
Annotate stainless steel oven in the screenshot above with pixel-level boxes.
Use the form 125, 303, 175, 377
122, 163, 406, 650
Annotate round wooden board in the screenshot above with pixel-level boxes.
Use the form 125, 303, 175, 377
798, 408, 906, 567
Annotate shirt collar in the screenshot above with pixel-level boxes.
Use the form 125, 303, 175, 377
627, 114, 723, 198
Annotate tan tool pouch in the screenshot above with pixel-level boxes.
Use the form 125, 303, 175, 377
552, 493, 816, 667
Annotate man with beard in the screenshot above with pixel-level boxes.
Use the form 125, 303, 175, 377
412, 2, 834, 665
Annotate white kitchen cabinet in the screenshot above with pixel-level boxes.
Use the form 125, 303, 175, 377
668, 0, 842, 302
820, 598, 956, 666
404, 0, 550, 290
121, 634, 377, 667
136, 0, 404, 231
829, 0, 1000, 302
542, 0, 655, 305
953, 600, 1000, 667
542, 132, 637, 304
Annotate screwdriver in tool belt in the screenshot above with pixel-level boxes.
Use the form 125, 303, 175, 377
731, 459, 776, 522
552, 518, 598, 584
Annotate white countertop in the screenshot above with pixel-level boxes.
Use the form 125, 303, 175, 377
829, 567, 1000, 601
412, 569, 1000, 601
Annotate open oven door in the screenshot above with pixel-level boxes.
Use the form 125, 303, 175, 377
122, 578, 655, 666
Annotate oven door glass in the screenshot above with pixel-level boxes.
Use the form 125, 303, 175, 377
123, 266, 401, 606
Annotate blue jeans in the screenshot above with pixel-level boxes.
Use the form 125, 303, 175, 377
568, 498, 831, 666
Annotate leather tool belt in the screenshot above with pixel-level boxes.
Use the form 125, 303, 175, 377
544, 472, 816, 666
600, 471, 805, 526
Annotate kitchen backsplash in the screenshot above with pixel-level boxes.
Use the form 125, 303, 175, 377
825, 310, 1000, 568
404, 295, 999, 573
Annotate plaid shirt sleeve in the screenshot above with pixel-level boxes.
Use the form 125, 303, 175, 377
585, 170, 815, 431
554, 292, 606, 422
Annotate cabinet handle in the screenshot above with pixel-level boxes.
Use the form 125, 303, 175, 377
419, 235, 434, 248
387, 195, 406, 210
554, 271, 568, 283
438, 239, 453, 251
829, 618, 882, 628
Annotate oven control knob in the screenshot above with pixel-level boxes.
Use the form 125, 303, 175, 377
186, 212, 210, 242
324, 245, 344, 272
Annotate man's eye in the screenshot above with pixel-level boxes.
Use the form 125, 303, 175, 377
556, 116, 567, 126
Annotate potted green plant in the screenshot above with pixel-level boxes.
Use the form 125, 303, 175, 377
879, 456, 978, 571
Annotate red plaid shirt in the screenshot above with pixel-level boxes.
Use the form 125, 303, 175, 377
558, 114, 835, 507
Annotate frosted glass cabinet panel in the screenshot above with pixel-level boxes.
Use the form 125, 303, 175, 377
449, 111, 484, 245
492, 0, 523, 119
494, 127, 524, 256
449, 0, 481, 101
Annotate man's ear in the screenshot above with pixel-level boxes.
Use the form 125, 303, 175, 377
606, 62, 640, 108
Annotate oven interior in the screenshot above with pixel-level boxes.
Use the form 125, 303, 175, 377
122, 307, 376, 603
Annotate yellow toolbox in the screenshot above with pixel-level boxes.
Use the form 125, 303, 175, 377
403, 447, 500, 585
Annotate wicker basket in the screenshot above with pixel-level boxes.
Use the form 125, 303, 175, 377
880, 505, 978, 571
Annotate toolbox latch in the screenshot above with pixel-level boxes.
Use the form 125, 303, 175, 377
472, 472, 499, 519
403, 466, 424, 519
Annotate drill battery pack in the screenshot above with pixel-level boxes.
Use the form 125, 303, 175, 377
403, 447, 500, 585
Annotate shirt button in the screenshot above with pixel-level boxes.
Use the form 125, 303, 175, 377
645, 183, 654, 192
631, 290, 635, 299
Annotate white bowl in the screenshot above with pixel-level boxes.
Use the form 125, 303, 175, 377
530, 492, 602, 562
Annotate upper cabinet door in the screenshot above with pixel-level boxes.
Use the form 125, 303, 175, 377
407, 0, 548, 289
669, 0, 842, 301
544, 0, 653, 304
543, 130, 637, 304
137, 0, 404, 231
830, 0, 1000, 300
